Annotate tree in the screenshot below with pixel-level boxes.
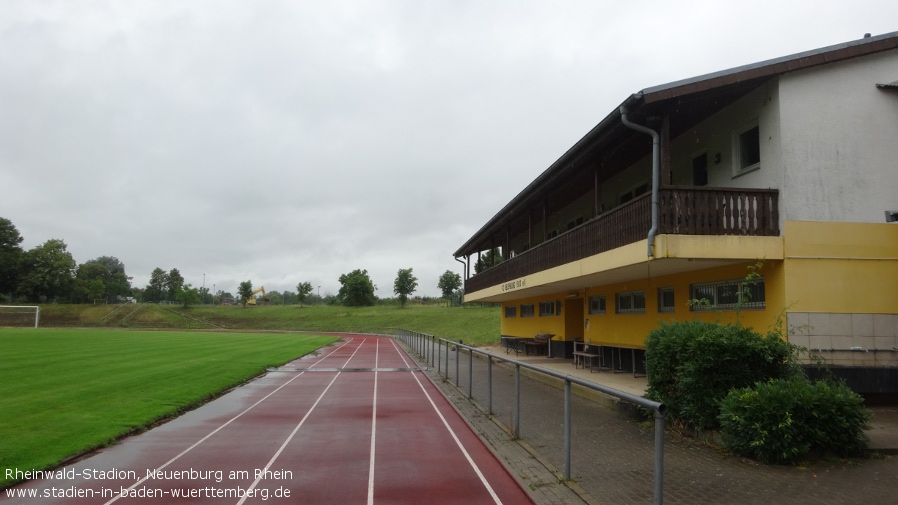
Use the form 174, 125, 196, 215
145, 268, 168, 302
438, 270, 462, 306
17, 239, 76, 302
393, 268, 418, 308
238, 280, 253, 308
474, 248, 503, 274
74, 262, 109, 303
0, 217, 24, 300
176, 283, 201, 308
198, 286, 210, 305
337, 269, 376, 307
296, 281, 313, 306
166, 268, 184, 302
90, 256, 132, 303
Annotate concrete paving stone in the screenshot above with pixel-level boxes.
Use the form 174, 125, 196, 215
411, 342, 898, 505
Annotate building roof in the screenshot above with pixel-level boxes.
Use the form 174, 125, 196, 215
454, 31, 898, 259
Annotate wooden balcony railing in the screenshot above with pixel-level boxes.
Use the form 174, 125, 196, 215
464, 187, 779, 294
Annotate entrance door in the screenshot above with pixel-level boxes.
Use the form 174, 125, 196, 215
561, 298, 584, 359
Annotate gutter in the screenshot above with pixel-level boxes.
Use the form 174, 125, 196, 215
620, 95, 661, 257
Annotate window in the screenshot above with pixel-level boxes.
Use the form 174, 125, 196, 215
658, 287, 675, 313
615, 291, 646, 314
505, 305, 516, 318
735, 122, 760, 175
588, 295, 606, 315
539, 301, 555, 316
520, 304, 535, 317
689, 278, 765, 311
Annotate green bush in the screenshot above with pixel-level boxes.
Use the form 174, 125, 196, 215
645, 320, 799, 430
719, 377, 871, 464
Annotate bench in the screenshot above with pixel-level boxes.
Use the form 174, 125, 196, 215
572, 341, 606, 372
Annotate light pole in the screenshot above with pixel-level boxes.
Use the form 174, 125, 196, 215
202, 274, 206, 305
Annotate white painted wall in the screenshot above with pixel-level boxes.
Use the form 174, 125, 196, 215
668, 81, 782, 191
778, 49, 898, 223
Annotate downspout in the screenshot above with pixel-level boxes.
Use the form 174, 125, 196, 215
454, 256, 468, 305
455, 256, 467, 280
620, 100, 660, 257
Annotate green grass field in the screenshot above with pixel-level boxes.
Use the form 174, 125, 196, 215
32, 304, 501, 345
0, 329, 336, 488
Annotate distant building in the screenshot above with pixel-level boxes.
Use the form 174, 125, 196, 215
454, 32, 898, 396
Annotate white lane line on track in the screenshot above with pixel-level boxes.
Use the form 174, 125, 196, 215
236, 338, 367, 505
389, 338, 503, 505
367, 338, 379, 505
103, 337, 356, 505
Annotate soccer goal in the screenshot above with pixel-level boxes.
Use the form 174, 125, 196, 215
0, 305, 41, 329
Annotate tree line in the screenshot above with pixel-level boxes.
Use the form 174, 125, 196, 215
1, 217, 464, 307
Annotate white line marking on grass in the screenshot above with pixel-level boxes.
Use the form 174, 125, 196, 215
389, 338, 503, 505
367, 338, 379, 505
236, 338, 367, 505
103, 338, 354, 505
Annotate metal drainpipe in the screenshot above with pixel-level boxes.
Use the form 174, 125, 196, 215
620, 103, 660, 257
454, 256, 467, 280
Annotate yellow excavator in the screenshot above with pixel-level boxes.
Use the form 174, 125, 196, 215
246, 286, 269, 305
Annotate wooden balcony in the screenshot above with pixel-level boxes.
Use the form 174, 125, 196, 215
464, 187, 779, 294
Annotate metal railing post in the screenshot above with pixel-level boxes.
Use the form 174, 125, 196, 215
468, 348, 473, 398
455, 344, 460, 387
514, 363, 521, 438
487, 356, 493, 415
564, 379, 572, 481
654, 410, 665, 505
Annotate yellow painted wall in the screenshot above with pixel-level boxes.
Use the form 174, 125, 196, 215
501, 261, 787, 348
581, 261, 785, 348
783, 221, 898, 314
500, 294, 567, 339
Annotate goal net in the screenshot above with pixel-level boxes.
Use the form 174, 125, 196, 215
0, 305, 41, 329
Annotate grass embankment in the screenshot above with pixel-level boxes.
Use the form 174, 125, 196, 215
0, 329, 336, 488
35, 304, 502, 346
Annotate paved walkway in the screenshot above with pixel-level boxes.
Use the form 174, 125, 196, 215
413, 343, 898, 505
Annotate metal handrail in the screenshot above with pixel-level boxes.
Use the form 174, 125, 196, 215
393, 329, 667, 505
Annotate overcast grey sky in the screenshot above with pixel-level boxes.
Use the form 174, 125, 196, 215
2, 1, 896, 298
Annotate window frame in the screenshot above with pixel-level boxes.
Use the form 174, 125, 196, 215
658, 287, 675, 313
615, 290, 646, 314
588, 295, 606, 315
520, 304, 535, 317
539, 301, 555, 317
504, 305, 517, 318
733, 121, 761, 177
689, 278, 766, 311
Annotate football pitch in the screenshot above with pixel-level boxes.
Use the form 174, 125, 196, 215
0, 328, 337, 488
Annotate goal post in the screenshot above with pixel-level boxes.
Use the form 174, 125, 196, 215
0, 305, 40, 329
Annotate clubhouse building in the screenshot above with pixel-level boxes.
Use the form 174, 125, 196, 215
454, 32, 898, 395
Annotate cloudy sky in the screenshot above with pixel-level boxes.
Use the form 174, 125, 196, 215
2, 1, 896, 298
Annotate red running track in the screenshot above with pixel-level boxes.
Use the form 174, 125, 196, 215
3, 335, 535, 505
